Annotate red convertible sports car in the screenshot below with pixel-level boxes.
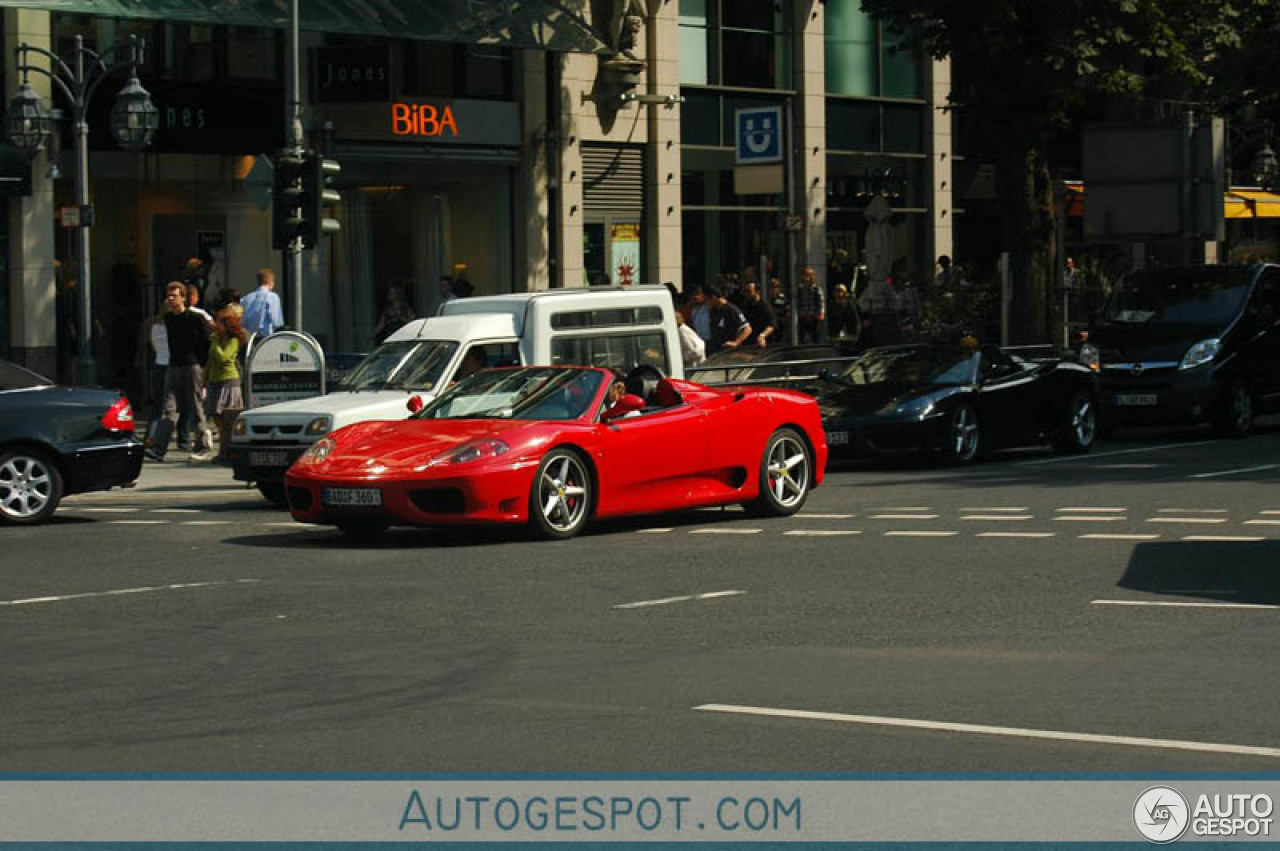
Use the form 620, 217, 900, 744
285, 365, 827, 539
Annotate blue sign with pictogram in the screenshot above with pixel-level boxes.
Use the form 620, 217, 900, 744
735, 106, 784, 165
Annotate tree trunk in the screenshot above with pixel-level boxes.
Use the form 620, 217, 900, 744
994, 142, 1056, 346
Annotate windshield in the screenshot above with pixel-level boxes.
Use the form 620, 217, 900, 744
1104, 269, 1251, 326
837, 346, 975, 387
339, 340, 458, 391
416, 368, 606, 421
0, 359, 52, 390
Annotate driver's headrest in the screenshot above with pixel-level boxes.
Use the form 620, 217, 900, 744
652, 378, 683, 407
624, 365, 663, 401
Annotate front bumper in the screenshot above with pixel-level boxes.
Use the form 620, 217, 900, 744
1099, 364, 1220, 426
824, 412, 950, 457
228, 444, 308, 483
284, 459, 539, 529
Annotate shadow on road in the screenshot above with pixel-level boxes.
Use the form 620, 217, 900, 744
1117, 540, 1280, 605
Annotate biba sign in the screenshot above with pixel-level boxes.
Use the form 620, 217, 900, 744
392, 103, 458, 138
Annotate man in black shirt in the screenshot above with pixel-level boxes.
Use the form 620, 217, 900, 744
706, 283, 751, 355
147, 281, 212, 461
741, 281, 778, 348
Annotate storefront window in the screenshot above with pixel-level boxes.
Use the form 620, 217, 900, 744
827, 100, 924, 155
678, 0, 792, 90
678, 0, 709, 85
824, 2, 922, 100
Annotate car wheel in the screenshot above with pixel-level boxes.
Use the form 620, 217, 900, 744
337, 519, 390, 540
1213, 379, 1253, 438
0, 448, 64, 525
944, 403, 981, 464
747, 428, 812, 517
257, 482, 288, 506
1052, 392, 1097, 454
529, 448, 592, 539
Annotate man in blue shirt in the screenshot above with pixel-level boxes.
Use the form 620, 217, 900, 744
241, 268, 284, 338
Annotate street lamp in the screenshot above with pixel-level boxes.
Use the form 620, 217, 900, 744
5, 35, 156, 387
1252, 142, 1278, 190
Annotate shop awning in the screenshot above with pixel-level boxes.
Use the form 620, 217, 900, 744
1063, 182, 1280, 220
0, 0, 611, 53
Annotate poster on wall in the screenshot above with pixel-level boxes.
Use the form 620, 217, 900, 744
610, 222, 641, 285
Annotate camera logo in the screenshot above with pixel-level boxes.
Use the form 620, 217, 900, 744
1135, 786, 1190, 843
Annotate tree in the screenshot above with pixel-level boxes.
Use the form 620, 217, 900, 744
858, 0, 1261, 343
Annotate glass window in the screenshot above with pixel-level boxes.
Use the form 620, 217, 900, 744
826, 100, 880, 152
824, 2, 922, 99
678, 0, 792, 90
881, 26, 922, 99
678, 0, 710, 85
342, 340, 460, 392
883, 103, 923, 153
680, 90, 720, 146
0, 359, 52, 390
462, 45, 512, 100
550, 333, 670, 374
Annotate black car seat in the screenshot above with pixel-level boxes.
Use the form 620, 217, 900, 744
623, 364, 665, 406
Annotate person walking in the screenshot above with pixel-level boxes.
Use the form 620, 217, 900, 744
706, 283, 751, 355
768, 277, 791, 343
241, 268, 284, 338
827, 284, 861, 341
741, 280, 778, 348
147, 281, 212, 462
204, 303, 246, 464
796, 266, 826, 343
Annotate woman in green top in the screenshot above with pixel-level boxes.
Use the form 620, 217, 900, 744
205, 303, 246, 463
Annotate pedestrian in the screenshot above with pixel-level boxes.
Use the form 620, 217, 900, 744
689, 284, 712, 343
204, 303, 246, 464
935, 254, 955, 289
452, 275, 475, 299
706, 283, 751, 355
768, 278, 791, 343
373, 281, 416, 344
857, 269, 903, 347
181, 257, 207, 306
796, 266, 826, 343
136, 301, 168, 449
241, 268, 284, 338
741, 280, 778, 348
438, 275, 456, 308
672, 291, 706, 367
187, 282, 213, 328
827, 284, 861, 341
146, 281, 212, 462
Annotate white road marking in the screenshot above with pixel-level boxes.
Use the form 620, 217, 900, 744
796, 513, 856, 519
689, 528, 761, 535
1057, 507, 1126, 513
615, 590, 746, 610
693, 703, 1280, 758
976, 532, 1055, 539
180, 520, 232, 526
884, 530, 958, 538
1019, 440, 1219, 466
784, 530, 862, 537
1079, 533, 1160, 541
1055, 516, 1126, 522
1182, 535, 1265, 542
1191, 464, 1280, 479
960, 507, 1029, 512
1262, 510, 1280, 516
874, 506, 932, 511
961, 514, 1034, 521
636, 528, 673, 534
1158, 508, 1228, 513
261, 522, 307, 528
1093, 599, 1280, 611
0, 579, 261, 608
1093, 463, 1160, 469
108, 520, 168, 525
1244, 519, 1280, 526
76, 507, 139, 513
1146, 517, 1228, 524
152, 508, 202, 514
871, 514, 940, 520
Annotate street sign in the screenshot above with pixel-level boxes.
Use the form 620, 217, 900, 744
735, 106, 784, 165
244, 154, 275, 212
245, 331, 325, 409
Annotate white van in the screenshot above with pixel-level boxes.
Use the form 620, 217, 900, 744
228, 286, 681, 503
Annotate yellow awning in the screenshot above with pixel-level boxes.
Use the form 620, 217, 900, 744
1226, 189, 1280, 220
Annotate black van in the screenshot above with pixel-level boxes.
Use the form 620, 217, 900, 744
1080, 263, 1280, 436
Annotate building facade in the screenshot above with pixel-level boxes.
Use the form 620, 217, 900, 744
1, 0, 954, 388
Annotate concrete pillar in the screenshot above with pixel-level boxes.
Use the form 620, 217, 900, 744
646, 0, 682, 287
796, 1, 826, 289
928, 56, 954, 274
556, 52, 590, 288
518, 49, 551, 291
4, 8, 56, 376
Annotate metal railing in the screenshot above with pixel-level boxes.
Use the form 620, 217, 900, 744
688, 354, 861, 387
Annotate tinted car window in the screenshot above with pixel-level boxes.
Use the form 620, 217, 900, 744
1105, 268, 1251, 326
0, 359, 52, 391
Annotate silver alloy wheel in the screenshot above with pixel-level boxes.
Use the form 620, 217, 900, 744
1071, 396, 1097, 447
538, 453, 589, 533
0, 453, 54, 520
1232, 384, 1253, 432
765, 433, 810, 509
950, 405, 980, 460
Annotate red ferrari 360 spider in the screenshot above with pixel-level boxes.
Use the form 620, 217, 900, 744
284, 365, 827, 539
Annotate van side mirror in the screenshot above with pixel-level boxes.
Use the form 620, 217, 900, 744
406, 395, 424, 413
601, 393, 645, 422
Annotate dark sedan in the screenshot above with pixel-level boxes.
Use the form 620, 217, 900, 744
0, 359, 143, 525
818, 344, 1100, 463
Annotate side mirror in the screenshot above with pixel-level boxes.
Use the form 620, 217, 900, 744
406, 395, 424, 413
601, 393, 645, 422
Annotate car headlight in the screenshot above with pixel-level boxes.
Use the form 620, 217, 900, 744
426, 438, 510, 467
1078, 342, 1100, 371
305, 416, 331, 436
232, 416, 248, 436
298, 437, 336, 464
894, 397, 936, 419
1179, 338, 1220, 370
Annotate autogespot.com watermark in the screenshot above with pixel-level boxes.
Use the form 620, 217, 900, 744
1135, 785, 1274, 843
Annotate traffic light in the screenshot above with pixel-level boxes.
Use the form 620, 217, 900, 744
271, 151, 307, 250
301, 152, 341, 249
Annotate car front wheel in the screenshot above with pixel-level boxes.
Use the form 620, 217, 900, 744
530, 449, 592, 539
747, 428, 811, 516
0, 449, 64, 525
1053, 391, 1097, 454
1213, 379, 1253, 438
944, 403, 981, 464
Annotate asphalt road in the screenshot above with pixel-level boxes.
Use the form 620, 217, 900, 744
3, 422, 1280, 773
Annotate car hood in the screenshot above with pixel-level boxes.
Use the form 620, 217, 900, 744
240, 390, 429, 424
313, 419, 553, 473
1090, 322, 1221, 362
817, 382, 954, 419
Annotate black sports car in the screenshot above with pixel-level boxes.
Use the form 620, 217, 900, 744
817, 344, 1101, 463
0, 359, 143, 524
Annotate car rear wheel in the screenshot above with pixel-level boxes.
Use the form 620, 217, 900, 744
529, 449, 592, 539
337, 519, 390, 540
1213, 379, 1253, 438
747, 428, 811, 516
0, 449, 64, 525
257, 482, 288, 506
1052, 392, 1097, 454
944, 403, 981, 464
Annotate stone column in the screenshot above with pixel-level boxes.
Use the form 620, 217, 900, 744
4, 8, 56, 376
929, 56, 954, 273
518, 49, 551, 291
645, 0, 681, 287
555, 52, 590, 289
796, 1, 826, 290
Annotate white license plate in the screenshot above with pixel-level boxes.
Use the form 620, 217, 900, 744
826, 430, 850, 446
1113, 394, 1158, 406
323, 487, 383, 508
249, 450, 290, 467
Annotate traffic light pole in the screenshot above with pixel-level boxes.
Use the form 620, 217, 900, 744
284, 0, 304, 330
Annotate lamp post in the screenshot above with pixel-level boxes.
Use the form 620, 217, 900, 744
6, 35, 157, 387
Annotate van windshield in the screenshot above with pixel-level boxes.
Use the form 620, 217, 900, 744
339, 340, 459, 391
1104, 269, 1251, 326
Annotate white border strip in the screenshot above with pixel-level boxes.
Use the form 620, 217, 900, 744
0, 579, 261, 607
1017, 440, 1218, 466
614, 590, 746, 610
1093, 599, 1280, 611
1191, 464, 1279, 479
